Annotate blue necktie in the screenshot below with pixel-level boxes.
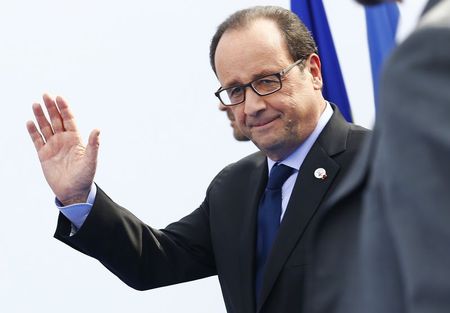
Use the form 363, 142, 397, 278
255, 163, 294, 302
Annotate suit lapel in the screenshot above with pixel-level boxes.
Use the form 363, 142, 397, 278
325, 132, 373, 210
238, 156, 268, 313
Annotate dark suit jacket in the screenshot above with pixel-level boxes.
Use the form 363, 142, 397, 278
54, 106, 369, 313
306, 1, 450, 312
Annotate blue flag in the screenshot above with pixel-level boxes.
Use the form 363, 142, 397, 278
364, 3, 399, 106
291, 0, 353, 122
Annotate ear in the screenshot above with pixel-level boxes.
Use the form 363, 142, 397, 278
307, 53, 323, 90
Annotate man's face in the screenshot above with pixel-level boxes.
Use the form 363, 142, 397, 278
214, 19, 325, 161
219, 104, 250, 141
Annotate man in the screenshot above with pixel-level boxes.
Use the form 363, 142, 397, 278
219, 103, 249, 141
306, 1, 450, 312
27, 6, 368, 313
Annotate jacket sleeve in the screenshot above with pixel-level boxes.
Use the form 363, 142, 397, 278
54, 186, 217, 291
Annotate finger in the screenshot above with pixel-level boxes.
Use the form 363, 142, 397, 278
43, 93, 64, 133
26, 120, 45, 151
86, 129, 100, 164
55, 95, 78, 132
32, 102, 54, 141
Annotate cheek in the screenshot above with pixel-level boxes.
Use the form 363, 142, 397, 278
279, 94, 312, 130
277, 83, 305, 110
279, 93, 303, 121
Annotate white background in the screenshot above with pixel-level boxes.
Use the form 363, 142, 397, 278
0, 0, 426, 312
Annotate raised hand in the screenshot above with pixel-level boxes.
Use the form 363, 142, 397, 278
26, 94, 100, 205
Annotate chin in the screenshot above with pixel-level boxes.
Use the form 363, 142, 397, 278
255, 138, 286, 157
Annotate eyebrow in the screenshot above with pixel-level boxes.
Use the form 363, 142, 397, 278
222, 69, 280, 89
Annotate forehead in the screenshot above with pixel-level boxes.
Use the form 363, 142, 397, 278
214, 19, 293, 86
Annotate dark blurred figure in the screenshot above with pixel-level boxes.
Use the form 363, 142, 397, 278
306, 1, 450, 313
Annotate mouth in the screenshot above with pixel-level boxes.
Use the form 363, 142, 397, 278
247, 115, 279, 129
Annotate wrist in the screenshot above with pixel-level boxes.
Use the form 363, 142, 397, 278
58, 194, 89, 206
55, 183, 97, 206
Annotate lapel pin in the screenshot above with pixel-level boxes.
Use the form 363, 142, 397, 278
314, 168, 327, 180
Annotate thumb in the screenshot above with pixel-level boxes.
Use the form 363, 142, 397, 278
86, 129, 100, 163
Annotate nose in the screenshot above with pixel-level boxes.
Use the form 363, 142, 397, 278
243, 87, 266, 116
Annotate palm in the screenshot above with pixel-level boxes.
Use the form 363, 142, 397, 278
27, 94, 100, 205
40, 131, 93, 199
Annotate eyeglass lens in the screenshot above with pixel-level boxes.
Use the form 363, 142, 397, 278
220, 74, 281, 105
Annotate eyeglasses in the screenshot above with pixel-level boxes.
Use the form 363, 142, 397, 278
214, 58, 305, 107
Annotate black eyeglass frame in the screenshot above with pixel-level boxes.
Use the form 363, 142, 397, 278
214, 58, 305, 107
